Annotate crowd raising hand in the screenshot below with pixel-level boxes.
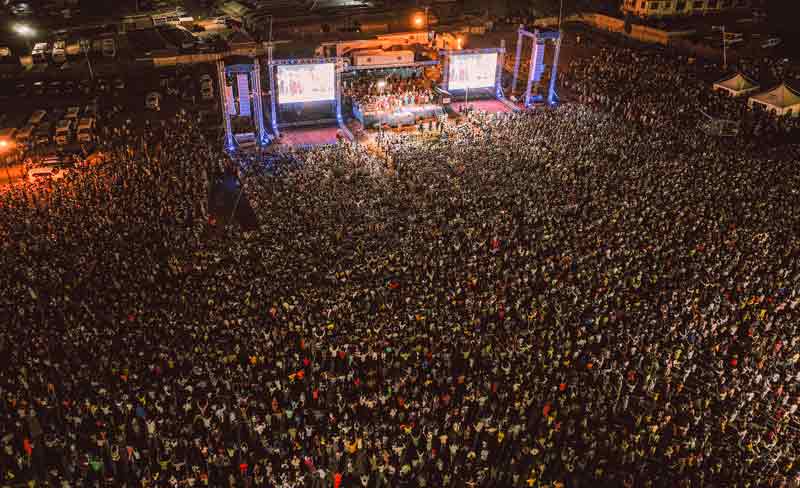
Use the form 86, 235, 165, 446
0, 46, 799, 488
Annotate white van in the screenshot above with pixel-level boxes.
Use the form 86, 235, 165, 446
52, 40, 67, 63
55, 119, 74, 145
77, 118, 95, 142
32, 43, 50, 64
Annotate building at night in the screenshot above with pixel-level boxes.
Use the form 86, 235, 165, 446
622, 0, 752, 18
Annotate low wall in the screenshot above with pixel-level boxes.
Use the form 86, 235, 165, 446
572, 13, 695, 46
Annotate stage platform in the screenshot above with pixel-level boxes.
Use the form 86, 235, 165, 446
354, 103, 445, 128
450, 99, 515, 114
276, 127, 342, 147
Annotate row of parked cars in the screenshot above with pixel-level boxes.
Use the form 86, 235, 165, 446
16, 77, 125, 98
31, 37, 116, 65
145, 72, 214, 111
14, 105, 98, 150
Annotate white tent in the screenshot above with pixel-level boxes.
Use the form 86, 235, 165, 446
712, 73, 759, 97
748, 83, 800, 117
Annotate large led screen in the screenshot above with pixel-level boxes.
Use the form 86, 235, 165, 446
447, 52, 498, 91
276, 63, 336, 104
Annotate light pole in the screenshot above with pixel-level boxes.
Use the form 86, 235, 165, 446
80, 39, 94, 80
713, 25, 727, 70
13, 23, 36, 50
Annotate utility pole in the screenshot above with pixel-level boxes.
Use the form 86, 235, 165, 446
713, 25, 727, 70
80, 39, 94, 80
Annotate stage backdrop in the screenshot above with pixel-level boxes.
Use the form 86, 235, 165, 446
447, 53, 498, 91
277, 63, 336, 104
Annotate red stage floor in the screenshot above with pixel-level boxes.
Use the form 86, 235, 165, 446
277, 127, 341, 147
451, 99, 515, 114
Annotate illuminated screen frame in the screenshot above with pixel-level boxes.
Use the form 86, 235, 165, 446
276, 63, 336, 104
447, 52, 499, 91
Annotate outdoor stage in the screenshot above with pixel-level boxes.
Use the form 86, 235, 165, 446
275, 126, 342, 147
451, 99, 515, 114
353, 103, 444, 128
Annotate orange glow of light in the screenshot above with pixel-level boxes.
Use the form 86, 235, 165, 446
413, 15, 424, 27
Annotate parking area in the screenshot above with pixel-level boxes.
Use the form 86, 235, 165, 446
0, 61, 221, 184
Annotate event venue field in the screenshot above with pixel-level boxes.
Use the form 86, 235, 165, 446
1, 37, 800, 488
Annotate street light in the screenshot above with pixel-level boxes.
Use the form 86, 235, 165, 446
413, 14, 424, 28
712, 25, 727, 70
13, 24, 36, 37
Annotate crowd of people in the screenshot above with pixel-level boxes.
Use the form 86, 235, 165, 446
561, 46, 800, 145
1, 38, 800, 488
344, 73, 436, 115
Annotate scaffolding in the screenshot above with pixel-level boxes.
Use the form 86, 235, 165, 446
216, 58, 268, 151
511, 27, 561, 107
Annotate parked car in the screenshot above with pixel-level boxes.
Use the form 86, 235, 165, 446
102, 38, 116, 58
83, 103, 98, 118
55, 119, 74, 145
762, 37, 781, 49
28, 110, 48, 125
51, 40, 67, 63
112, 78, 125, 91
65, 106, 81, 120
47, 81, 62, 95
34, 125, 53, 146
32, 43, 49, 64
33, 81, 45, 96
146, 92, 162, 111
16, 83, 29, 97
76, 117, 95, 142
79, 79, 92, 95
200, 74, 214, 100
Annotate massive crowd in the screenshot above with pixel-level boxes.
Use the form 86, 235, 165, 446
2, 40, 800, 488
561, 46, 800, 144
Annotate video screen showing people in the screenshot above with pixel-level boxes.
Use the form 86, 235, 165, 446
277, 63, 336, 104
448, 53, 498, 91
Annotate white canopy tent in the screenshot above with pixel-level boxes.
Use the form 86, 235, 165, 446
712, 73, 759, 97
748, 83, 800, 117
